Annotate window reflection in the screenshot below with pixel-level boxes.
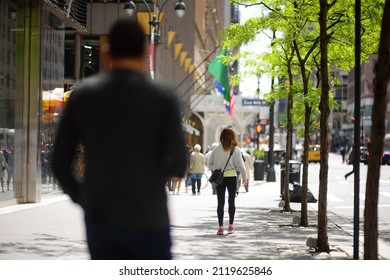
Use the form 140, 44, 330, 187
0, 0, 17, 196
40, 10, 65, 194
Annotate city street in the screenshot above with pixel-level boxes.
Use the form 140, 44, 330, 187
304, 153, 390, 243
0, 153, 389, 260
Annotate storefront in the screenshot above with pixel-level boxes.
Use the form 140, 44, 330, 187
0, 0, 86, 206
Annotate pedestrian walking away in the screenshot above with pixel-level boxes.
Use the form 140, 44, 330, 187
207, 127, 248, 235
51, 19, 187, 260
171, 177, 182, 195
188, 144, 205, 195
184, 145, 193, 193
241, 149, 253, 192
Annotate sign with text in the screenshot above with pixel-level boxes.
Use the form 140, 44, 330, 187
242, 99, 269, 106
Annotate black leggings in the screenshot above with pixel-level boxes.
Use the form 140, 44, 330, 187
216, 176, 237, 226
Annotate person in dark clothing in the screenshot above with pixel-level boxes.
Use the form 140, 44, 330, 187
184, 145, 193, 193
51, 19, 187, 260
345, 146, 355, 180
340, 146, 346, 163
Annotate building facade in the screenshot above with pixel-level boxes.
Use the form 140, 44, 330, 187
0, 0, 85, 205
0, 0, 233, 205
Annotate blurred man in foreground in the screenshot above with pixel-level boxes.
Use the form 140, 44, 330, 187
52, 19, 187, 260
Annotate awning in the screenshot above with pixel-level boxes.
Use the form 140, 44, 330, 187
182, 122, 200, 136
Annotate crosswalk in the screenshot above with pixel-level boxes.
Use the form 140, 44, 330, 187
325, 191, 390, 209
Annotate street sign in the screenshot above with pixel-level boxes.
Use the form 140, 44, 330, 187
260, 119, 269, 125
242, 99, 269, 106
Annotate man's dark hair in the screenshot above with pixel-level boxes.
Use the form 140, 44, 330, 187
109, 18, 146, 59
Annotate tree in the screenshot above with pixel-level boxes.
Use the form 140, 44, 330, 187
364, 0, 390, 259
225, 0, 384, 254
317, 0, 333, 253
225, 0, 322, 213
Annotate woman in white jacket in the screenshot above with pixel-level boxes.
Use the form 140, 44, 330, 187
207, 128, 248, 235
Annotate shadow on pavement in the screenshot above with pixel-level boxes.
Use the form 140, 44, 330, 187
0, 233, 86, 260
171, 204, 353, 260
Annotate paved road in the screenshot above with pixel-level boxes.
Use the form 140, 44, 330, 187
0, 152, 388, 260
303, 153, 390, 243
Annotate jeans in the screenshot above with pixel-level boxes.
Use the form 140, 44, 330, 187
191, 173, 203, 194
216, 176, 237, 226
7, 167, 13, 186
84, 215, 172, 260
185, 173, 192, 188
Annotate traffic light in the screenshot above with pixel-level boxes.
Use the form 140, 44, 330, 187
256, 124, 262, 134
256, 124, 266, 134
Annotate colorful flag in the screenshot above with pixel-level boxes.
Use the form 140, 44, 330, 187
228, 83, 235, 115
149, 26, 155, 80
208, 49, 234, 115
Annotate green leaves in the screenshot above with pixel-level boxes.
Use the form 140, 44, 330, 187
224, 0, 383, 124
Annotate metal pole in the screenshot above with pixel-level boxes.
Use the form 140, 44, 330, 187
257, 74, 261, 122
353, 0, 361, 260
361, 106, 364, 144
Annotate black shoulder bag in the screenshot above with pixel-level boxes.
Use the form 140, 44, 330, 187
209, 149, 234, 185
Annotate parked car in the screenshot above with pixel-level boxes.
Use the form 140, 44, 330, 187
364, 149, 390, 165
382, 150, 390, 165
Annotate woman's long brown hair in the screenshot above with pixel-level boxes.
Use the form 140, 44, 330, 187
220, 127, 238, 151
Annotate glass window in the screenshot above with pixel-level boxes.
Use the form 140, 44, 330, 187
40, 10, 65, 194
0, 0, 19, 198
81, 36, 100, 78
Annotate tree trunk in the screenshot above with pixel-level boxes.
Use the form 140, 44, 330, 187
301, 104, 311, 226
299, 78, 309, 227
317, 0, 330, 253
293, 47, 311, 226
283, 71, 294, 212
364, 0, 390, 259
292, 37, 311, 227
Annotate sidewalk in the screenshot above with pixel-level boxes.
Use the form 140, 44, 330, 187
0, 176, 389, 260
169, 179, 388, 260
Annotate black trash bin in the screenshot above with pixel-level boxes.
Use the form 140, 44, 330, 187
253, 160, 265, 180
280, 160, 301, 194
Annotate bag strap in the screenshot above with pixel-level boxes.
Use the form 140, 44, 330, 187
222, 148, 235, 171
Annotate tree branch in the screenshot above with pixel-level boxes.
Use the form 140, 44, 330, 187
303, 37, 320, 62
230, 0, 263, 8
327, 13, 345, 30
329, 0, 339, 9
230, 0, 290, 21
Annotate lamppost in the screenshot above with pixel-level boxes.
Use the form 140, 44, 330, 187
255, 74, 261, 150
361, 105, 365, 145
124, 0, 186, 79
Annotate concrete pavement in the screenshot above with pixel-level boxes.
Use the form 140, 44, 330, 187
0, 164, 389, 260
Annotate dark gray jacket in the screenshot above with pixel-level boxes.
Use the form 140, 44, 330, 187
52, 69, 187, 230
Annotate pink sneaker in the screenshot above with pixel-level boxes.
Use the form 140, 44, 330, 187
228, 224, 235, 234
216, 226, 224, 235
